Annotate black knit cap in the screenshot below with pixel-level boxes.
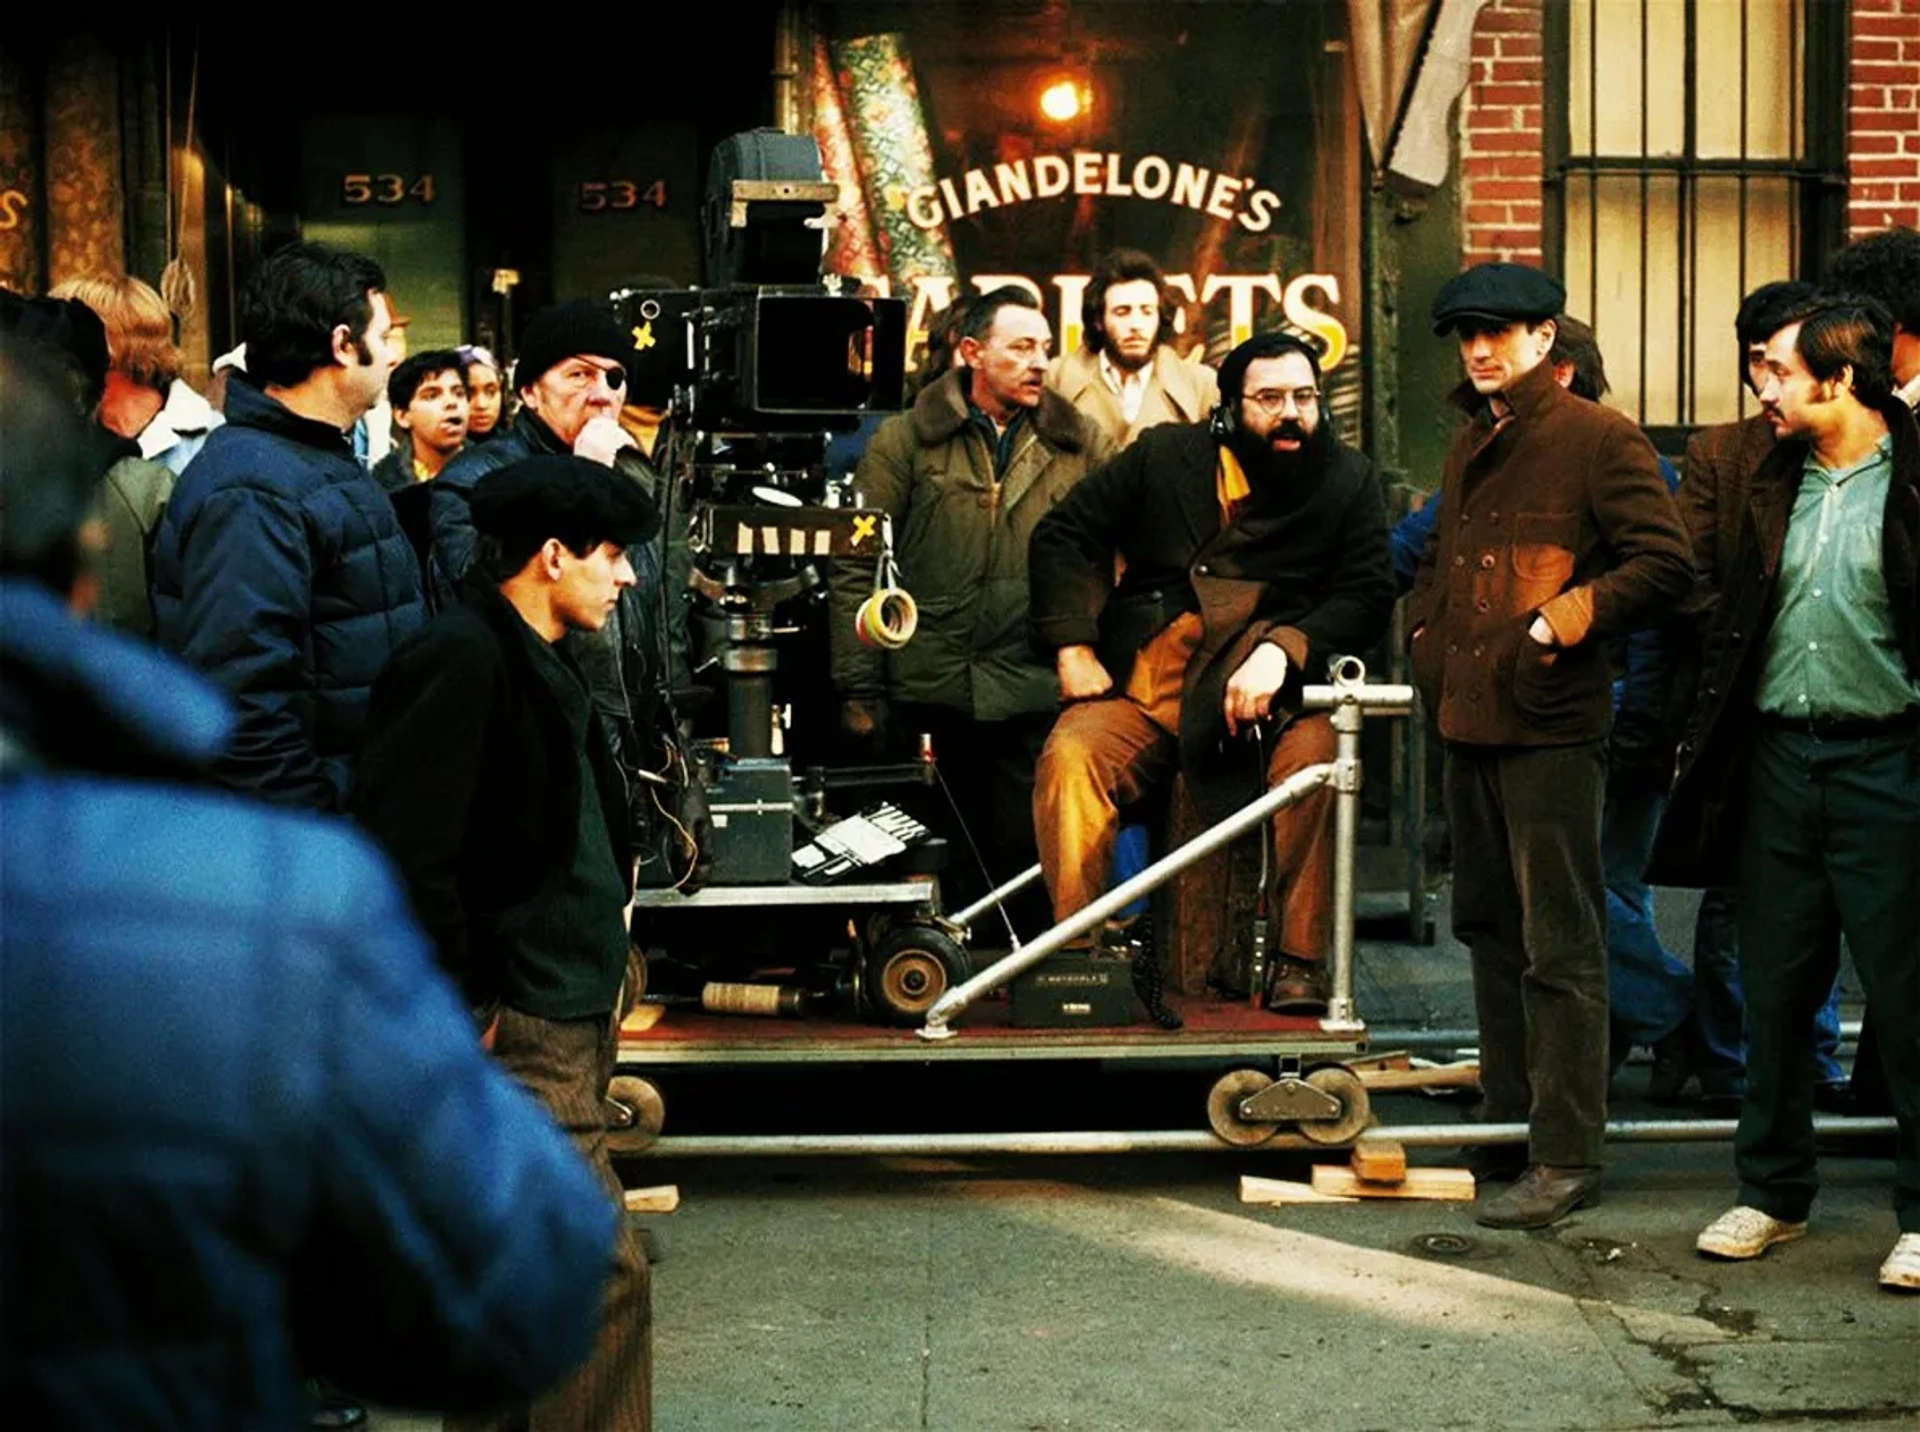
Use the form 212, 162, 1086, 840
512, 300, 636, 393
470, 456, 660, 570
1430, 262, 1566, 336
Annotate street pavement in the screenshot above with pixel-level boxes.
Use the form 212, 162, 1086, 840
370, 886, 1917, 1430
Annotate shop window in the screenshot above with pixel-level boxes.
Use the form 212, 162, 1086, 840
1544, 0, 1846, 440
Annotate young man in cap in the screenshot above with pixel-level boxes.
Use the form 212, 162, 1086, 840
353, 454, 660, 1430
1407, 262, 1692, 1229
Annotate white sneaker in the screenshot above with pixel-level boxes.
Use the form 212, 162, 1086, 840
1696, 1205, 1808, 1260
1879, 1232, 1920, 1292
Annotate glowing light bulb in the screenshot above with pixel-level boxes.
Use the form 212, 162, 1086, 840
1040, 79, 1085, 122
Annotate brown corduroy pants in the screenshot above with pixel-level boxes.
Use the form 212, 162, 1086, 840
1033, 699, 1336, 961
448, 1007, 652, 1432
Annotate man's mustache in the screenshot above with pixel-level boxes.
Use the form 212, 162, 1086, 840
1268, 422, 1309, 444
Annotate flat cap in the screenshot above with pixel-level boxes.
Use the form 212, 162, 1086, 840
1431, 262, 1566, 336
470, 456, 660, 568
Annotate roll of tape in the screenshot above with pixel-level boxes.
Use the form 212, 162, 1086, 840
855, 587, 918, 649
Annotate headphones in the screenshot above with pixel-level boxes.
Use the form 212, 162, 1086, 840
1211, 330, 1330, 442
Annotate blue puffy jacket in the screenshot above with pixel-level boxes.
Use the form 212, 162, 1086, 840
151, 377, 427, 810
0, 579, 614, 1430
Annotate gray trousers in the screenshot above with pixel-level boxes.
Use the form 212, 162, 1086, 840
1445, 741, 1611, 1168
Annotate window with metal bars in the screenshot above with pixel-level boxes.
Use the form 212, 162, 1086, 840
1542, 0, 1846, 446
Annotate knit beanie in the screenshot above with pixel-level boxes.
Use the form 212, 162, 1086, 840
513, 300, 635, 394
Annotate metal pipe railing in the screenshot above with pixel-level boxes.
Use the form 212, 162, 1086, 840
636, 1116, 1898, 1159
917, 665, 1414, 1041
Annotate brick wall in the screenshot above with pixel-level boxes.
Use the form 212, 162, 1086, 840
1848, 0, 1920, 237
1458, 0, 1546, 266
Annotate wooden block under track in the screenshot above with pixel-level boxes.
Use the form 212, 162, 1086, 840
1310, 1165, 1476, 1201
1238, 1174, 1359, 1206
1349, 1138, 1408, 1184
622, 1185, 681, 1214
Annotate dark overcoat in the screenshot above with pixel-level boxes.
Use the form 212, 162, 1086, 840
351, 580, 632, 1008
1649, 397, 1920, 886
1029, 421, 1395, 821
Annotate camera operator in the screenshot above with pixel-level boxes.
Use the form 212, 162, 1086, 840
830, 286, 1110, 923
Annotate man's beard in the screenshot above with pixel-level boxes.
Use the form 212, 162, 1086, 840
1107, 340, 1154, 374
1229, 417, 1333, 489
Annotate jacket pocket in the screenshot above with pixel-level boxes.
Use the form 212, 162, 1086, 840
1512, 627, 1604, 730
1510, 512, 1578, 612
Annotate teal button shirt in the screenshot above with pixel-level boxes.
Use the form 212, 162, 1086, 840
1755, 433, 1920, 720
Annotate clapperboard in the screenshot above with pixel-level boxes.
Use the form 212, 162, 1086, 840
791, 802, 930, 884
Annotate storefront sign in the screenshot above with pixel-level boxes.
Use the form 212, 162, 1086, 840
862, 268, 1348, 371
905, 152, 1283, 235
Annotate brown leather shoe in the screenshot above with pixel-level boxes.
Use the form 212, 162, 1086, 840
1263, 957, 1329, 1015
1473, 1164, 1603, 1229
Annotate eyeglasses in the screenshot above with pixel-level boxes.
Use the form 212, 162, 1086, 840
1243, 386, 1320, 415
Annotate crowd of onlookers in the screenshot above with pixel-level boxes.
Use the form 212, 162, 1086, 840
1, 222, 1917, 1430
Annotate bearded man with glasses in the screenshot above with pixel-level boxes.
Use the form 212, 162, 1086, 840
1029, 331, 1395, 1013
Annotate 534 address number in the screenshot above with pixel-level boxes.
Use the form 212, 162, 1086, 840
342, 173, 435, 206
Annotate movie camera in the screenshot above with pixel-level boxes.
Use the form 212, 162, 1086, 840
614, 131, 977, 1023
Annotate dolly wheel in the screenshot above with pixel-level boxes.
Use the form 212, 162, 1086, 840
865, 924, 971, 1026
604, 1074, 666, 1155
1296, 1065, 1372, 1145
1206, 1068, 1282, 1146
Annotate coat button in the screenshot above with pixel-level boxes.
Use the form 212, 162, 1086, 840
1453, 554, 1465, 567
1472, 644, 1485, 657
1196, 564, 1210, 575
1489, 511, 1499, 522
1730, 630, 1742, 642
976, 494, 992, 508
1475, 599, 1490, 612
1447, 642, 1459, 655
1479, 554, 1495, 569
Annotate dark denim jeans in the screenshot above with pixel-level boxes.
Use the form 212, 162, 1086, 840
1735, 727, 1920, 1232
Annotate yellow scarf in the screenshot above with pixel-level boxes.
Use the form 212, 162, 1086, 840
1216, 445, 1252, 526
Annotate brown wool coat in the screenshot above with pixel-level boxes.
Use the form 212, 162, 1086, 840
1406, 358, 1694, 747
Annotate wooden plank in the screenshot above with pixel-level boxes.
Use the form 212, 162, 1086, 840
1358, 1063, 1481, 1093
1350, 1138, 1408, 1184
622, 1185, 681, 1214
1239, 1174, 1359, 1206
1310, 1165, 1476, 1201
1345, 1051, 1415, 1075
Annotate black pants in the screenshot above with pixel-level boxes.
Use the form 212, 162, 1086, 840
893, 702, 1055, 941
1735, 726, 1920, 1232
1445, 741, 1610, 1168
